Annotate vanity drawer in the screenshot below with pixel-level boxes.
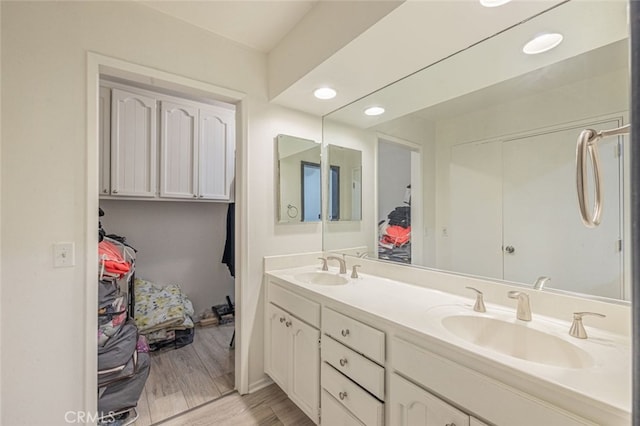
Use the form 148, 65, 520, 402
322, 335, 385, 400
321, 390, 366, 426
322, 307, 385, 364
268, 281, 320, 327
322, 363, 384, 426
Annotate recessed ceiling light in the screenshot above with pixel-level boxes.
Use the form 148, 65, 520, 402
313, 87, 337, 100
522, 33, 563, 55
479, 0, 512, 7
364, 106, 385, 116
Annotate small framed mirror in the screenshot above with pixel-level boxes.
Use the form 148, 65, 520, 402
326, 144, 362, 222
276, 134, 322, 223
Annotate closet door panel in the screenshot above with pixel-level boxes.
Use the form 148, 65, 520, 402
111, 88, 157, 197
99, 86, 111, 195
160, 100, 199, 199
199, 106, 235, 200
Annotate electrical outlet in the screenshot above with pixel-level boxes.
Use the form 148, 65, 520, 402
53, 242, 75, 268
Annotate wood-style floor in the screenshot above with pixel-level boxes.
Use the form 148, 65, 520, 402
134, 322, 236, 425
156, 384, 315, 426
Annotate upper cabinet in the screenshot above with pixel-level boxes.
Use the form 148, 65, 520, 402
110, 88, 158, 197
160, 100, 199, 199
198, 106, 235, 200
99, 82, 236, 202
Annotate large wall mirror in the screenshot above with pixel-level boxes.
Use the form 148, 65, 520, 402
277, 134, 322, 223
323, 0, 630, 302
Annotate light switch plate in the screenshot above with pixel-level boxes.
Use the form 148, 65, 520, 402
53, 242, 75, 268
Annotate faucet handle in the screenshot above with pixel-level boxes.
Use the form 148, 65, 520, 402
317, 257, 328, 271
351, 265, 361, 279
465, 287, 486, 313
569, 312, 606, 339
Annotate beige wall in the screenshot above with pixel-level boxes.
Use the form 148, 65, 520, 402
0, 1, 321, 423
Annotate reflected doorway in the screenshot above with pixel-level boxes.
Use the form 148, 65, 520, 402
301, 162, 321, 222
377, 137, 422, 264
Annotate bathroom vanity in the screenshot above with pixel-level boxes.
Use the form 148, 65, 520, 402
264, 254, 630, 426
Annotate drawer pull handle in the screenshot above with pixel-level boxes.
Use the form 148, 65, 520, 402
285, 320, 292, 327
339, 358, 348, 367
341, 329, 350, 337
338, 391, 348, 400
279, 317, 286, 323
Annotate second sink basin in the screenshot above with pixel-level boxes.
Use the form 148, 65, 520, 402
293, 271, 348, 286
441, 315, 594, 369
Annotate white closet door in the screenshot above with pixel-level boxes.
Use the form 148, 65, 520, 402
110, 88, 157, 197
160, 100, 199, 199
502, 120, 623, 298
449, 140, 503, 279
99, 86, 111, 195
199, 106, 235, 200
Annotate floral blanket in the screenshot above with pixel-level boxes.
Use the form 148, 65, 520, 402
133, 278, 195, 336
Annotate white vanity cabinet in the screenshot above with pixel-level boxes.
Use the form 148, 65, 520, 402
320, 307, 386, 426
265, 282, 321, 423
391, 336, 596, 426
389, 373, 470, 426
110, 87, 158, 197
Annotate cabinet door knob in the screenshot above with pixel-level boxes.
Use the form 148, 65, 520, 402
112, 189, 118, 194
103, 189, 108, 194
193, 194, 197, 198
341, 329, 350, 337
199, 195, 204, 198
445, 423, 456, 426
285, 320, 292, 327
279, 317, 285, 323
339, 358, 348, 367
338, 391, 347, 400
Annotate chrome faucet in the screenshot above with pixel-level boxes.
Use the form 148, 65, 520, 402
533, 276, 551, 290
465, 287, 486, 313
326, 255, 347, 274
317, 257, 328, 271
569, 312, 606, 339
507, 291, 531, 321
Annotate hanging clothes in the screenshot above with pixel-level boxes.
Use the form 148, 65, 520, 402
222, 203, 235, 277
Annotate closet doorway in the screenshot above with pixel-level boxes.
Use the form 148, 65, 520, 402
90, 55, 243, 426
377, 136, 423, 265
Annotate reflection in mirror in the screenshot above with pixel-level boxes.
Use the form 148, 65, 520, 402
276, 134, 321, 223
326, 145, 362, 221
322, 0, 630, 301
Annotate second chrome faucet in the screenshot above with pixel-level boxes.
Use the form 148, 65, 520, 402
508, 291, 532, 321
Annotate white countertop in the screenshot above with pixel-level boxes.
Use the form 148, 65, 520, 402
266, 264, 631, 422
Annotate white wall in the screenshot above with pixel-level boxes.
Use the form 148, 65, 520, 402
100, 200, 234, 317
323, 119, 376, 252
0, 2, 321, 423
242, 101, 322, 388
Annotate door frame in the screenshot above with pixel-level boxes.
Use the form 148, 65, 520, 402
86, 53, 247, 415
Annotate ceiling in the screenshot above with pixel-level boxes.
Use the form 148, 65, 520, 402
140, 0, 317, 53
137, 0, 575, 118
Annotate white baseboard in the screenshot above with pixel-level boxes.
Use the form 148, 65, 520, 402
247, 376, 274, 394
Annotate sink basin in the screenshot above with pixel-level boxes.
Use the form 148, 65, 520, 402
293, 272, 348, 286
441, 315, 594, 368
